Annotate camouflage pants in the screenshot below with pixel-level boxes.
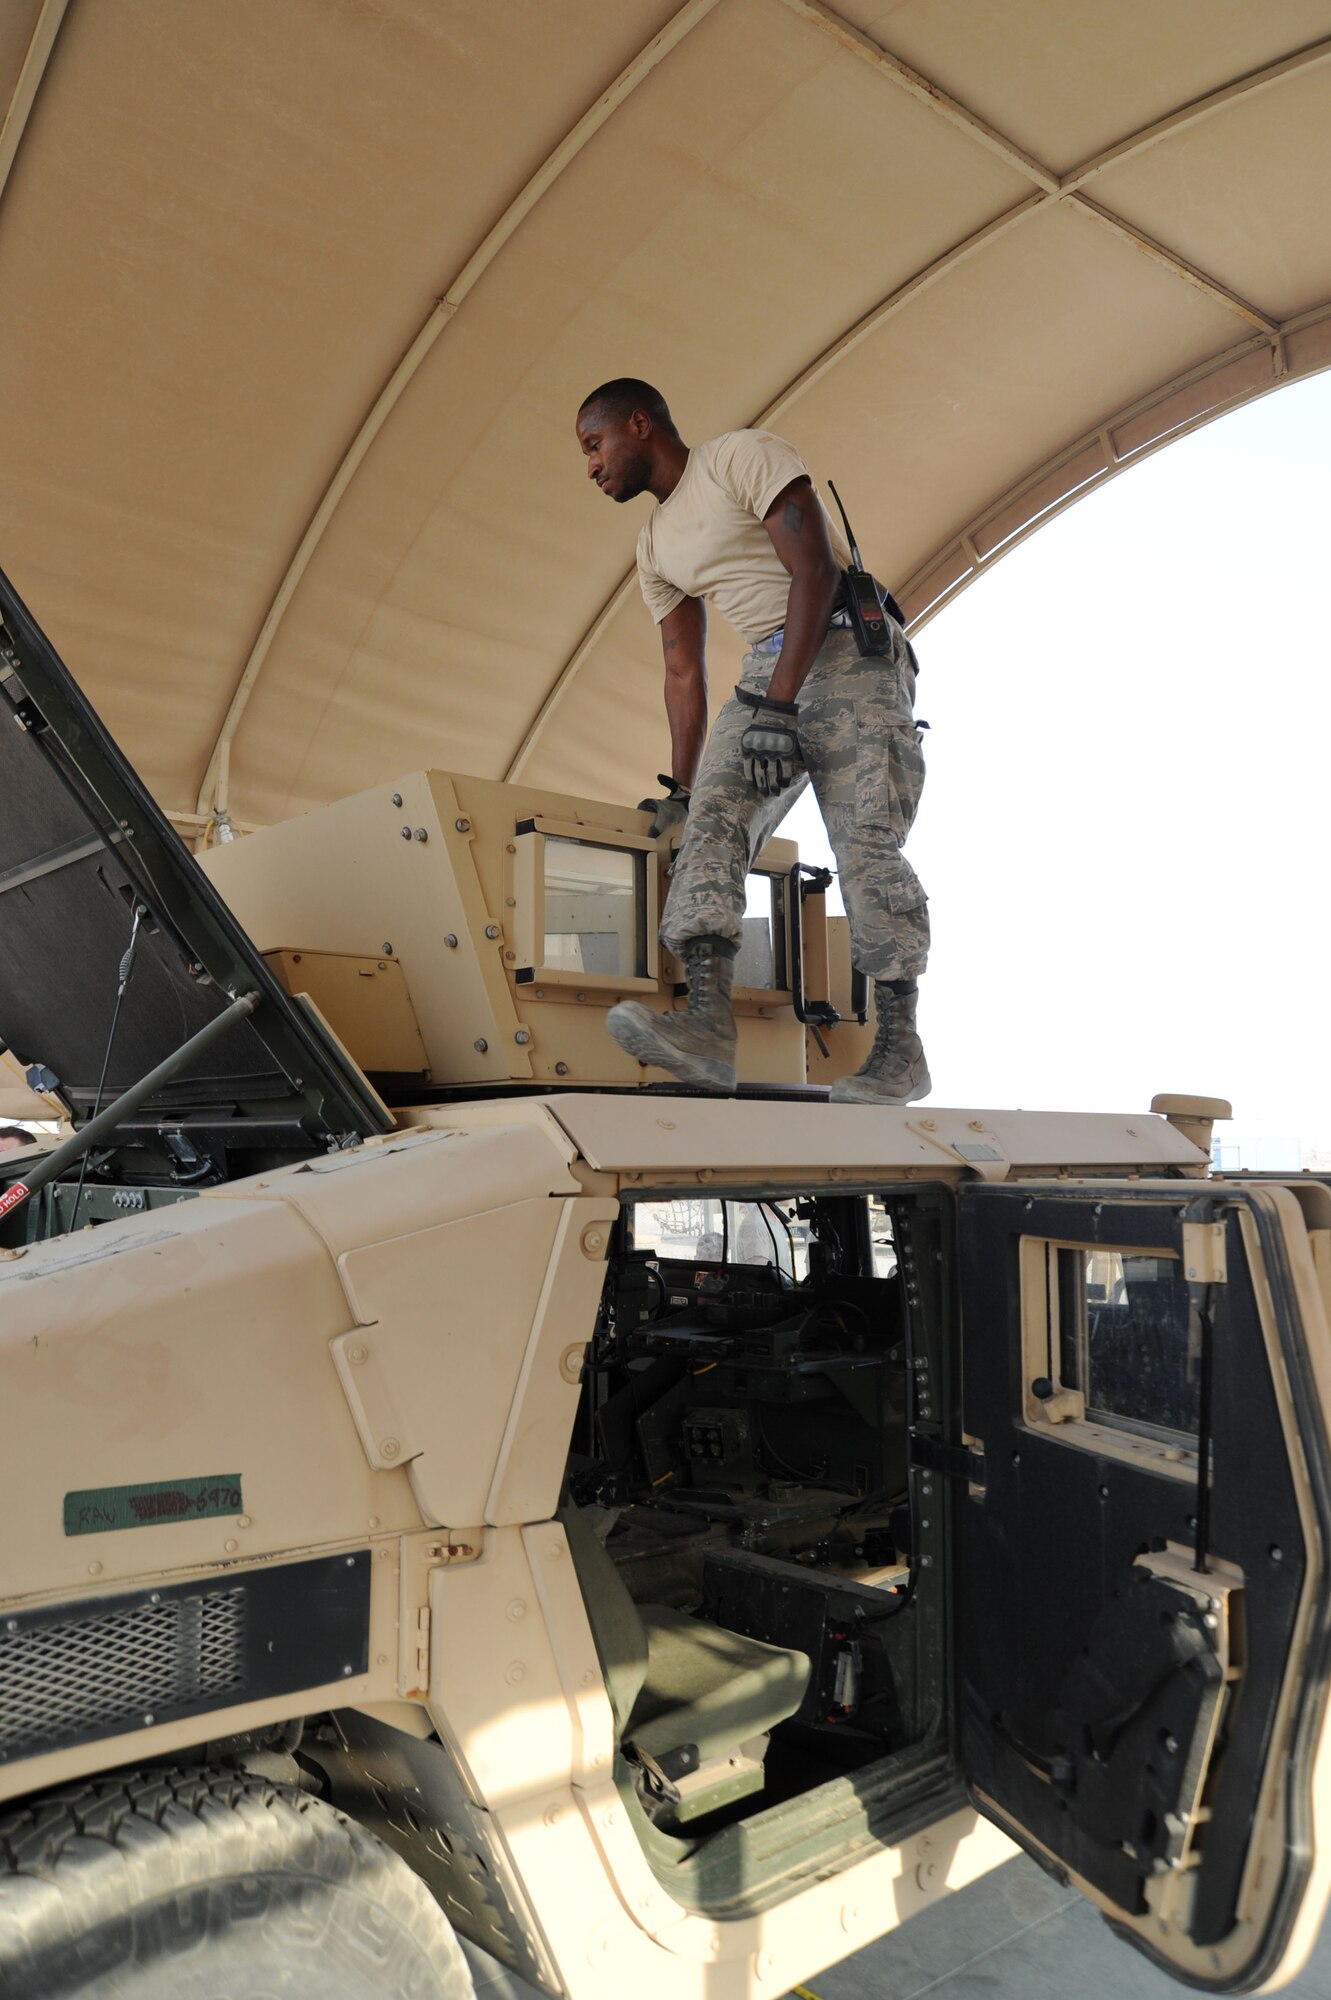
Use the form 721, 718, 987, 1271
661, 624, 929, 982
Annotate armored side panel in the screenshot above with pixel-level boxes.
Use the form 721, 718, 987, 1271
201, 771, 868, 1094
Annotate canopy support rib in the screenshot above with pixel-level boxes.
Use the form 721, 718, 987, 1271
899, 299, 1331, 627
0, 0, 70, 204
1067, 195, 1279, 336
1064, 36, 1331, 190
782, 0, 1331, 210
197, 0, 1324, 810
193, 0, 722, 829
774, 0, 1061, 192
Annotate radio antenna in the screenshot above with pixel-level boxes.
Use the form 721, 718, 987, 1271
826, 479, 864, 570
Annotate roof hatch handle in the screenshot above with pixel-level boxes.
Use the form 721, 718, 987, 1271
788, 861, 841, 1056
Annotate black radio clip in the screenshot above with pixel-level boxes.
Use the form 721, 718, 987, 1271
827, 480, 908, 661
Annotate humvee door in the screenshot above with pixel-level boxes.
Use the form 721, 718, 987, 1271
958, 1180, 1331, 1989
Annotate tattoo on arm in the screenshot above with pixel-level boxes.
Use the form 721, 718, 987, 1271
782, 496, 805, 535
663, 636, 678, 653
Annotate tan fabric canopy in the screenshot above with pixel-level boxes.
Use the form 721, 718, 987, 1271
2, 0, 1329, 837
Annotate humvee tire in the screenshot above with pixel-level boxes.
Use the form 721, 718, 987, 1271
0, 1766, 475, 1999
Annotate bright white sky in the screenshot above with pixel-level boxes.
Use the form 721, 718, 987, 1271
784, 370, 1331, 1150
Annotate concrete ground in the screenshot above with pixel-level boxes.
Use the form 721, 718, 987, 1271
461, 1852, 1331, 2000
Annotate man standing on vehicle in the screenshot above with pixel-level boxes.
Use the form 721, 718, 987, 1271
575, 378, 930, 1103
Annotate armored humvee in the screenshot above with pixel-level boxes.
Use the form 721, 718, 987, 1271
3, 563, 1331, 2000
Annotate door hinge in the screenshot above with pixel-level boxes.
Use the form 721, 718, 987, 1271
1182, 1219, 1227, 1285
911, 1432, 986, 1486
11, 693, 46, 734
414, 1604, 431, 1686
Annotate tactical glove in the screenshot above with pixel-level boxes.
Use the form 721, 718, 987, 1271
638, 774, 691, 840
735, 685, 803, 797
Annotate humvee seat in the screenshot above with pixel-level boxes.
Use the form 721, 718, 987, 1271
559, 1507, 810, 1808
626, 1605, 811, 1766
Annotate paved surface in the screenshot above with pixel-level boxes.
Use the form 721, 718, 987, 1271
461, 1853, 1331, 1999
775, 1854, 1331, 2000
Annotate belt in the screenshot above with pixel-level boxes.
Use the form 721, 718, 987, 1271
751, 609, 852, 655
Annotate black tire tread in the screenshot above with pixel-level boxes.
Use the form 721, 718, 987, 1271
0, 1766, 475, 1998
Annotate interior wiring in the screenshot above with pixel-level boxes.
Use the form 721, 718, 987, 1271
756, 1409, 828, 1487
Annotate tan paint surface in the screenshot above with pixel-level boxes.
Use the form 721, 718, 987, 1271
535, 1093, 1206, 1178
202, 768, 821, 1089
4, 1087, 1330, 1985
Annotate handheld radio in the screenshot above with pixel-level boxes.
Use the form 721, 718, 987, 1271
826, 479, 906, 658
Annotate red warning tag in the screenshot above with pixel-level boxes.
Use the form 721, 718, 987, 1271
0, 1181, 30, 1220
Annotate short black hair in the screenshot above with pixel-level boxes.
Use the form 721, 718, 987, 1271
0, 1125, 33, 1145
577, 378, 679, 438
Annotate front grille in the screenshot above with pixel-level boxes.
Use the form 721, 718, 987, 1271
0, 1551, 370, 1766
0, 1587, 246, 1761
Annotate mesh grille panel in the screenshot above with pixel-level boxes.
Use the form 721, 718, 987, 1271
0, 1588, 245, 1758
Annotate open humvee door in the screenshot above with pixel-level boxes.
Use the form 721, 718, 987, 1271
958, 1179, 1331, 1990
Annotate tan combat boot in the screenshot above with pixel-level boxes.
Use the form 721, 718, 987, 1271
830, 980, 931, 1105
606, 936, 738, 1091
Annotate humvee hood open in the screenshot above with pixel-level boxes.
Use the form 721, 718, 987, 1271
0, 566, 389, 1153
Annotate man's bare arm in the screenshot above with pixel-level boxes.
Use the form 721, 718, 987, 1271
660, 595, 708, 789
761, 476, 840, 705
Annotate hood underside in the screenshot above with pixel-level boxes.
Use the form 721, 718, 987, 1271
0, 567, 390, 1141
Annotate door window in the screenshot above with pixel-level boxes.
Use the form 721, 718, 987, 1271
542, 837, 646, 978
1058, 1246, 1200, 1442
632, 1197, 808, 1281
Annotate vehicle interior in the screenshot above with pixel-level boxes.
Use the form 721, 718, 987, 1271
562, 1185, 948, 1851
544, 1158, 1331, 1999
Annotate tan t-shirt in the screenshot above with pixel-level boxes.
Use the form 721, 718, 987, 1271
635, 430, 852, 645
